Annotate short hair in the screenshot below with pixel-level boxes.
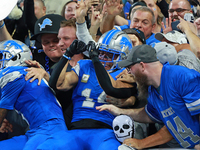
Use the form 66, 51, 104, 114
35, 0, 45, 7
129, 1, 147, 19
60, 18, 76, 29
131, 6, 156, 25
61, 1, 77, 18
169, 0, 191, 10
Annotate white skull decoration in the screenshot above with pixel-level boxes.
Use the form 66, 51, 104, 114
112, 115, 134, 143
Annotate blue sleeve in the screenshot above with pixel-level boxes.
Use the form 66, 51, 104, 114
123, 2, 131, 19
177, 69, 200, 116
0, 71, 25, 110
145, 102, 163, 124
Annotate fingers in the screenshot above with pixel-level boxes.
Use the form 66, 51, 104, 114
25, 60, 41, 68
0, 119, 13, 133
96, 104, 110, 111
25, 68, 45, 85
25, 70, 34, 81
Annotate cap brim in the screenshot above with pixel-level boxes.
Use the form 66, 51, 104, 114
154, 32, 165, 41
118, 59, 134, 68
0, 0, 18, 20
30, 31, 59, 41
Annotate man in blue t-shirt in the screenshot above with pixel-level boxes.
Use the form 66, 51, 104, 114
100, 2, 160, 46
97, 44, 200, 149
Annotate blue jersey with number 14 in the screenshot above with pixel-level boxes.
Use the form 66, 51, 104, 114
146, 63, 200, 148
71, 59, 123, 127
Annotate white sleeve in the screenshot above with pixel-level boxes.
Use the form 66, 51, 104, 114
76, 21, 95, 44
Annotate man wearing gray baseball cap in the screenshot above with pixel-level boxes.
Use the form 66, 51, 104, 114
118, 44, 159, 68
97, 44, 200, 149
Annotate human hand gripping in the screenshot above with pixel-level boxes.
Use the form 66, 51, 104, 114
123, 138, 141, 150
0, 119, 13, 133
64, 39, 86, 58
88, 41, 99, 59
25, 60, 49, 85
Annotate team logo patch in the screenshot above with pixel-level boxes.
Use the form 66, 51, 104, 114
38, 18, 52, 31
81, 74, 90, 83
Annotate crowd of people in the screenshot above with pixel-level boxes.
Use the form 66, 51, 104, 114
0, 0, 199, 149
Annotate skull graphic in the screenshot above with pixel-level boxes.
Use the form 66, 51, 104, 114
112, 115, 134, 143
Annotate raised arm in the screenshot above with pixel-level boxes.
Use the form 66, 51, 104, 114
49, 39, 86, 91
88, 41, 137, 98
100, 0, 123, 34
177, 17, 200, 59
76, 0, 95, 44
0, 20, 12, 41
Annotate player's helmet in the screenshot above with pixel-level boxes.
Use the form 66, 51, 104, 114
97, 29, 133, 72
113, 115, 134, 143
0, 40, 32, 70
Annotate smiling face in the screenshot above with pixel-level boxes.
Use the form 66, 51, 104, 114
64, 2, 77, 20
169, 0, 191, 21
41, 33, 63, 62
58, 26, 77, 53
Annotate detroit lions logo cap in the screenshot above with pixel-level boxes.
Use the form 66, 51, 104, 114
31, 14, 66, 42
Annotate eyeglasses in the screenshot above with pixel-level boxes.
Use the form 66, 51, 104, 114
168, 8, 190, 13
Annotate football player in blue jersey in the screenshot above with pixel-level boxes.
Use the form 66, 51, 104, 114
97, 44, 200, 149
0, 40, 68, 150
48, 28, 137, 149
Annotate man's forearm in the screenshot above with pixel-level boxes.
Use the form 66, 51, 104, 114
184, 29, 200, 59
138, 125, 173, 149
120, 107, 154, 123
0, 21, 12, 41
100, 14, 115, 34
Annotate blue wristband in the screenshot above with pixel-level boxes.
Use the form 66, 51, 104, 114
63, 54, 71, 60
0, 22, 5, 29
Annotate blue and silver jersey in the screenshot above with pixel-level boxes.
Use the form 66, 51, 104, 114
71, 59, 123, 127
146, 63, 200, 148
0, 66, 64, 129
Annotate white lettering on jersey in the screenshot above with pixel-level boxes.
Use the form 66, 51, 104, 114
161, 107, 175, 118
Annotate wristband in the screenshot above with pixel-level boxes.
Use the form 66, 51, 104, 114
0, 21, 5, 29
63, 54, 71, 60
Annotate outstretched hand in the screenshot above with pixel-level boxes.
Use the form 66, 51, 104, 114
88, 41, 99, 58
96, 104, 122, 116
161, 17, 172, 34
64, 39, 86, 58
105, 0, 123, 16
